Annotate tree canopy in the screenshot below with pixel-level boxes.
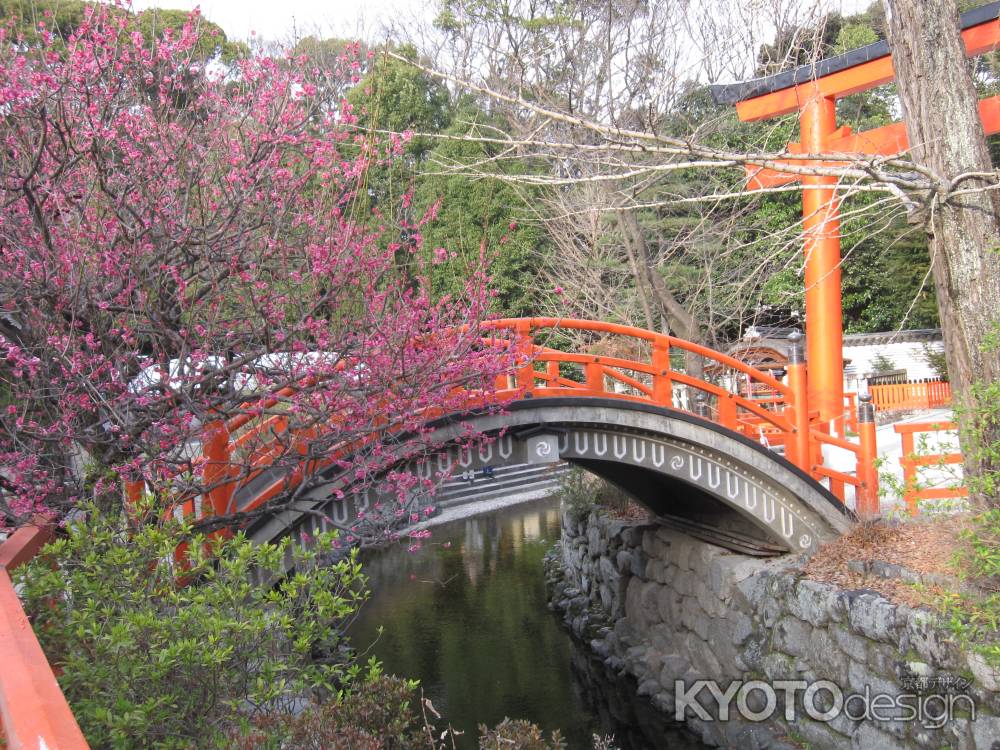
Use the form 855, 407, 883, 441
0, 0, 247, 59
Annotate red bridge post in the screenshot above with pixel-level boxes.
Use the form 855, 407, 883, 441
857, 394, 880, 517
514, 321, 535, 393
785, 331, 811, 474
0, 522, 90, 750
202, 417, 234, 518
652, 341, 672, 406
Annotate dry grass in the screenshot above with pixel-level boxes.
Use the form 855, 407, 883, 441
607, 500, 652, 522
802, 514, 972, 609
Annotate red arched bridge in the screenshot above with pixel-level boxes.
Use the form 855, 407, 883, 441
139, 318, 874, 559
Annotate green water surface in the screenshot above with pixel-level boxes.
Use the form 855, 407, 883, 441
350, 497, 707, 749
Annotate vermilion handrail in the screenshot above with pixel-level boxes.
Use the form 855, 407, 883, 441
0, 521, 90, 750
485, 317, 792, 394
144, 317, 881, 525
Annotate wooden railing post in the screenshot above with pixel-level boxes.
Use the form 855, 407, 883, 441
785, 331, 811, 473
545, 360, 560, 387
514, 321, 534, 393
899, 429, 918, 515
585, 358, 603, 393
856, 393, 880, 517
717, 394, 738, 428
124, 475, 145, 518
203, 417, 233, 517
652, 341, 673, 407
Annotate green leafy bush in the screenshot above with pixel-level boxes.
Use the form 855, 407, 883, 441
556, 467, 635, 521
943, 509, 1000, 670
962, 378, 1000, 502
16, 504, 369, 749
556, 467, 600, 521
960, 508, 1000, 581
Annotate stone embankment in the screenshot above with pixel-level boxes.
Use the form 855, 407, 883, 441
545, 510, 1000, 750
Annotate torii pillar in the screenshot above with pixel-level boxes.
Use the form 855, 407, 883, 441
798, 90, 843, 424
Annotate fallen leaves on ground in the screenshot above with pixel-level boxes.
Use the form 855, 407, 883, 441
802, 514, 972, 609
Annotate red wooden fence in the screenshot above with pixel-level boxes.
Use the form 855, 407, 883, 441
870, 380, 952, 411
894, 421, 967, 515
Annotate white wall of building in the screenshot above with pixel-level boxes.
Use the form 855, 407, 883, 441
843, 340, 945, 393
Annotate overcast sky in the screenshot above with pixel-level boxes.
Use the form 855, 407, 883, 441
130, 0, 876, 45
130, 0, 427, 42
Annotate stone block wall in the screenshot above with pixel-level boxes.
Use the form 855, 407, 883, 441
546, 510, 1000, 750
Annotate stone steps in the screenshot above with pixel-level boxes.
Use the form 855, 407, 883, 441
434, 462, 570, 508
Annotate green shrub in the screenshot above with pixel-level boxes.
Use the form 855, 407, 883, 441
962, 378, 1000, 502
942, 509, 1000, 670
556, 467, 599, 521
17, 503, 369, 749
960, 508, 1000, 581
17, 502, 624, 749
235, 681, 618, 750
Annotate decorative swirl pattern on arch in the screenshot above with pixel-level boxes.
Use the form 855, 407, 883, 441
244, 400, 855, 557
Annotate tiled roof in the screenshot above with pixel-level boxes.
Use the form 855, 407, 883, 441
842, 329, 942, 347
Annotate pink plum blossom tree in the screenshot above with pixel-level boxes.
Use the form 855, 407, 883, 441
0, 3, 515, 532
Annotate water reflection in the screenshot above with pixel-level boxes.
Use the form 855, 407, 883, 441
567, 640, 708, 750
350, 498, 707, 749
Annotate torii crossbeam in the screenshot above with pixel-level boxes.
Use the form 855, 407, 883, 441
709, 1, 1000, 425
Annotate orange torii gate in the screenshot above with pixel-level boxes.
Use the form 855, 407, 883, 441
709, 0, 1000, 427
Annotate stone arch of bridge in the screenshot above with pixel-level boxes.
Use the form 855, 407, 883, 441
248, 398, 854, 557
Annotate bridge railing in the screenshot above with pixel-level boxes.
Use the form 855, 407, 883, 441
0, 520, 90, 749
484, 317, 796, 436
484, 319, 878, 514
130, 317, 880, 526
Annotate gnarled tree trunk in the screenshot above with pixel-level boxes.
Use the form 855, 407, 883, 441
615, 210, 705, 381
885, 0, 1000, 506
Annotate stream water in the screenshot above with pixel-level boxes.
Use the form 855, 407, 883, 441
349, 497, 709, 749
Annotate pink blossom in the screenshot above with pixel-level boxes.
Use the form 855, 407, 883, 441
0, 6, 520, 532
